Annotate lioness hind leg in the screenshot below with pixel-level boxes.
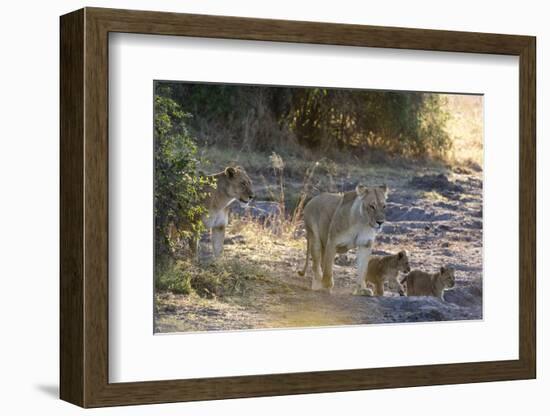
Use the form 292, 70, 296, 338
374, 279, 384, 296
311, 237, 324, 291
321, 239, 336, 291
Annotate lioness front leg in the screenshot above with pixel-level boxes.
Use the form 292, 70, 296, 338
211, 225, 225, 258
356, 243, 372, 290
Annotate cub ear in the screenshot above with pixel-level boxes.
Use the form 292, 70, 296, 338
440, 266, 446, 273
398, 251, 405, 259
356, 184, 368, 197
225, 166, 236, 178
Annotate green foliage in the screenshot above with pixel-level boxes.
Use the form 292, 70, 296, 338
287, 89, 450, 157
157, 83, 295, 152
155, 264, 193, 295
154, 87, 212, 260
156, 82, 451, 159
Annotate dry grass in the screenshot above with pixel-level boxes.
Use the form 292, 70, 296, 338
443, 94, 483, 168
156, 256, 274, 300
236, 217, 302, 244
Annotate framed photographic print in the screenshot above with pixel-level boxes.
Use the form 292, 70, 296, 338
60, 7, 536, 408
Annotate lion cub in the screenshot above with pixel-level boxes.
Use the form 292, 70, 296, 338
364, 251, 411, 296
401, 266, 455, 301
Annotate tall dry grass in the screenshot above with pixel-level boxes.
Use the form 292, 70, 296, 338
443, 94, 484, 168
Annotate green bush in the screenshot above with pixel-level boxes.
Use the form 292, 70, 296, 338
156, 82, 451, 159
154, 85, 213, 261
286, 89, 450, 157
155, 264, 192, 295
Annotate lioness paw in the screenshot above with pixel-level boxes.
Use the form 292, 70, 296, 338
354, 287, 374, 296
311, 279, 324, 291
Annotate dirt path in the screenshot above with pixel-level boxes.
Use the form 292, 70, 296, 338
155, 167, 483, 333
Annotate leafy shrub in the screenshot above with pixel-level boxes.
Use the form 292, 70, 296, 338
155, 264, 192, 295
157, 82, 451, 159
287, 89, 451, 157
154, 85, 213, 261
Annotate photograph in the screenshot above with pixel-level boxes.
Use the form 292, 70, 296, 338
153, 81, 484, 334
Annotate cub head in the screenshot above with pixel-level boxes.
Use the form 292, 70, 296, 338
224, 166, 254, 203
439, 266, 456, 288
355, 184, 388, 230
396, 250, 411, 273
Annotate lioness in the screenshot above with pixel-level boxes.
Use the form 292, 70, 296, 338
299, 184, 388, 291
364, 250, 411, 296
401, 266, 455, 301
195, 166, 254, 258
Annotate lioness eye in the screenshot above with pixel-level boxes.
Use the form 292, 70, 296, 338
369, 204, 375, 210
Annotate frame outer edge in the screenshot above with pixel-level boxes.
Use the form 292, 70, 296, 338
83, 6, 111, 408
85, 6, 532, 55
519, 36, 536, 378
62, 7, 537, 407
60, 8, 86, 407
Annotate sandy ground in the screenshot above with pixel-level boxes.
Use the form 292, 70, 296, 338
155, 166, 483, 333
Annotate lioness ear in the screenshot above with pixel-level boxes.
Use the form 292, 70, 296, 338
398, 251, 405, 259
440, 266, 446, 273
379, 184, 388, 196
356, 184, 368, 197
225, 166, 236, 178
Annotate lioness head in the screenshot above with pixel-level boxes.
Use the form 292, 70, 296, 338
355, 184, 388, 229
439, 266, 456, 288
224, 166, 254, 203
396, 250, 411, 273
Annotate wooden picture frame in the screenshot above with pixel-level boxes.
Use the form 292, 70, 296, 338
60, 7, 536, 408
